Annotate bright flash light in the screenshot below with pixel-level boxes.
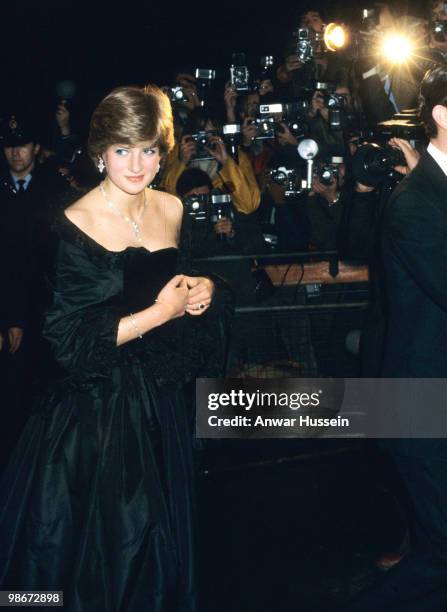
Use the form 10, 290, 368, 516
324, 23, 348, 51
381, 33, 413, 63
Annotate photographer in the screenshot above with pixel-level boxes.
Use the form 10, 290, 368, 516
263, 133, 311, 252
339, 136, 421, 263
307, 71, 361, 150
176, 167, 266, 304
276, 7, 346, 97
54, 99, 81, 163
225, 81, 276, 179
306, 154, 347, 251
161, 115, 261, 214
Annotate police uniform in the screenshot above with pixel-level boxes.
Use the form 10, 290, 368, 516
0, 117, 75, 425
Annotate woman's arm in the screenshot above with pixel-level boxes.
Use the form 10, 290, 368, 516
116, 275, 189, 346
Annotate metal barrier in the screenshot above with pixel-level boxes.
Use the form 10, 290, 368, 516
193, 252, 369, 378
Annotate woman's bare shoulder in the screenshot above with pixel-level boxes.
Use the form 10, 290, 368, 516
150, 189, 183, 220
64, 189, 101, 231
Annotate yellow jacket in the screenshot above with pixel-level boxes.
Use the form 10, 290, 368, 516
161, 144, 260, 214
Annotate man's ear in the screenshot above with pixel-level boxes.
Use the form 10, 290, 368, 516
432, 104, 447, 130
33, 143, 41, 156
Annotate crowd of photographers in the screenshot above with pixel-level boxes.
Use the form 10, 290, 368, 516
2, 1, 447, 434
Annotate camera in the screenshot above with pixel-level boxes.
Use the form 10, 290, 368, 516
183, 193, 208, 221
295, 28, 314, 63
195, 68, 216, 81
318, 164, 339, 185
252, 102, 309, 140
433, 21, 447, 42
362, 8, 379, 31
222, 123, 241, 163
325, 91, 347, 131
270, 166, 304, 198
210, 194, 233, 222
324, 93, 346, 109
317, 157, 344, 185
351, 143, 406, 186
230, 53, 250, 92
183, 192, 234, 230
190, 131, 217, 160
251, 103, 283, 139
169, 87, 189, 104
251, 56, 275, 91
210, 193, 234, 239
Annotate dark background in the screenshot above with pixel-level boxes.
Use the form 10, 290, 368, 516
0, 0, 424, 127
0, 1, 351, 113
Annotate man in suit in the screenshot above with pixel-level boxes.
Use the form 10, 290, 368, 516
350, 66, 447, 611
0, 116, 74, 403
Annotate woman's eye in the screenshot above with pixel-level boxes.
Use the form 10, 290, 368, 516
115, 148, 128, 156
143, 148, 156, 155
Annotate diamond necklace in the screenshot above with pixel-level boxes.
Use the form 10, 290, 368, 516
99, 182, 147, 243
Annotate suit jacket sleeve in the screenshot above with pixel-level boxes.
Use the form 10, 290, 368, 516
383, 188, 447, 311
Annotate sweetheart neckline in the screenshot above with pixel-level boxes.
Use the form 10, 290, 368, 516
61, 212, 178, 255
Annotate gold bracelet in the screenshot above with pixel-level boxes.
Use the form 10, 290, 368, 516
129, 312, 143, 340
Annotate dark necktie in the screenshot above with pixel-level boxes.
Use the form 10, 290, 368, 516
16, 179, 26, 193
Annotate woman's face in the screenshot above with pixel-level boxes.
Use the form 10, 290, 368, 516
102, 141, 161, 194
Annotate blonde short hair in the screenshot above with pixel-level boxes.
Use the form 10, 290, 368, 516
88, 85, 174, 160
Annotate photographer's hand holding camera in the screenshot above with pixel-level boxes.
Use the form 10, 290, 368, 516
213, 216, 235, 238
310, 173, 340, 204
241, 117, 258, 147
175, 73, 202, 111
388, 137, 421, 175
203, 133, 229, 165
161, 117, 260, 215
276, 122, 299, 147
224, 81, 238, 124
179, 134, 198, 165
308, 91, 329, 122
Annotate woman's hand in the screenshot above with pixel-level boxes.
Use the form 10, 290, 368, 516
184, 276, 214, 316
155, 275, 189, 320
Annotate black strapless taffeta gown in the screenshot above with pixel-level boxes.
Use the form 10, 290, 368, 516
0, 214, 231, 611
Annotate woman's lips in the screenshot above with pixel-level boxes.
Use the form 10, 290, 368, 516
126, 175, 144, 182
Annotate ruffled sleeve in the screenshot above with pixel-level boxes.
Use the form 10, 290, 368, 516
43, 237, 124, 385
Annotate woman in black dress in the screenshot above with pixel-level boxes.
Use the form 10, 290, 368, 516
0, 85, 230, 611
